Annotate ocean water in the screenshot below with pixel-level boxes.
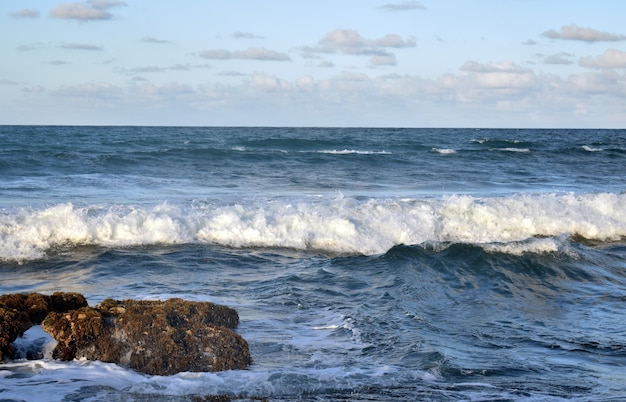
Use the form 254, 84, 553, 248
0, 126, 625, 401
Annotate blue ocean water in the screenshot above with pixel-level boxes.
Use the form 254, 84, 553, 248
1, 126, 625, 401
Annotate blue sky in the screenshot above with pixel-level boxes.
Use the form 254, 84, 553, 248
1, 1, 625, 127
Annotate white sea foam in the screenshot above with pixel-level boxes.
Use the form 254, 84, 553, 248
1, 192, 625, 261
481, 237, 562, 256
11, 326, 57, 360
493, 147, 530, 153
582, 145, 603, 152
0, 359, 147, 402
317, 149, 391, 155
432, 148, 457, 154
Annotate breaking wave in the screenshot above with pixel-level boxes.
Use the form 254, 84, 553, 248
1, 192, 624, 261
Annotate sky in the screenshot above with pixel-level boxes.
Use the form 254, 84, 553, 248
1, 1, 626, 128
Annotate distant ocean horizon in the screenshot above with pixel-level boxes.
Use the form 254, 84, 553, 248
1, 126, 625, 401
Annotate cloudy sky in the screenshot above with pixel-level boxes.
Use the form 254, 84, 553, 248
1, 1, 626, 127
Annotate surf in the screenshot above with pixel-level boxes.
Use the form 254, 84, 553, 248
2, 192, 624, 262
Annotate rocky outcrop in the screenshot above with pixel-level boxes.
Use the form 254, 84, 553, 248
42, 298, 252, 375
1, 293, 251, 376
0, 292, 87, 360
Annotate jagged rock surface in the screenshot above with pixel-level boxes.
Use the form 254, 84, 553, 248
41, 298, 252, 375
0, 292, 87, 360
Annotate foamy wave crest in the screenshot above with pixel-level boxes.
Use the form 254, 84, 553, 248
317, 149, 391, 155
492, 147, 530, 153
0, 203, 193, 261
581, 145, 603, 152
1, 192, 625, 261
432, 148, 457, 155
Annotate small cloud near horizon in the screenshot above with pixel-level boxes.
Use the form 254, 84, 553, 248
45, 60, 72, 65
301, 29, 415, 67
50, 0, 127, 22
579, 48, 626, 69
198, 47, 291, 61
10, 9, 40, 18
231, 32, 265, 40
379, 1, 426, 11
543, 52, 575, 65
542, 24, 626, 43
142, 36, 172, 44
59, 43, 103, 51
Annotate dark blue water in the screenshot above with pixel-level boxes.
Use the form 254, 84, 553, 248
1, 126, 625, 401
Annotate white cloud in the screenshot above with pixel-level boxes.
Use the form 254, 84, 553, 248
10, 9, 40, 18
198, 49, 232, 60
23, 61, 626, 127
541, 52, 575, 65
370, 54, 397, 66
380, 1, 426, 12
116, 63, 206, 76
295, 75, 315, 91
371, 34, 416, 48
45, 60, 72, 65
318, 60, 335, 68
218, 70, 247, 77
87, 0, 126, 9
142, 36, 172, 44
198, 47, 290, 61
22, 85, 46, 93
565, 70, 623, 94
126, 82, 196, 102
542, 24, 626, 42
54, 81, 122, 98
579, 49, 626, 69
236, 48, 291, 61
304, 29, 415, 67
460, 60, 529, 74
159, 82, 195, 95
317, 29, 390, 55
16, 44, 38, 51
231, 32, 264, 40
124, 66, 165, 74
50, 1, 127, 22
59, 43, 103, 50
249, 73, 292, 91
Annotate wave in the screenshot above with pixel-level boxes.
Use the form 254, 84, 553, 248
1, 192, 625, 261
431, 148, 457, 155
316, 149, 391, 155
491, 147, 530, 153
581, 145, 604, 152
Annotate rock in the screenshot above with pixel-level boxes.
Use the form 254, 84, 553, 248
0, 292, 88, 324
0, 306, 30, 360
0, 292, 87, 360
42, 298, 252, 375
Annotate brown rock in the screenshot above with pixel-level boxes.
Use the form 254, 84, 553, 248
42, 298, 252, 375
0, 292, 88, 324
0, 292, 88, 360
0, 306, 30, 360
48, 292, 89, 316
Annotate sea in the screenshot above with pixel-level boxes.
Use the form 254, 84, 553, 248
0, 126, 625, 401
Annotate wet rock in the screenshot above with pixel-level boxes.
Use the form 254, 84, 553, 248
0, 306, 30, 360
0, 292, 87, 360
0, 292, 88, 324
42, 298, 252, 375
